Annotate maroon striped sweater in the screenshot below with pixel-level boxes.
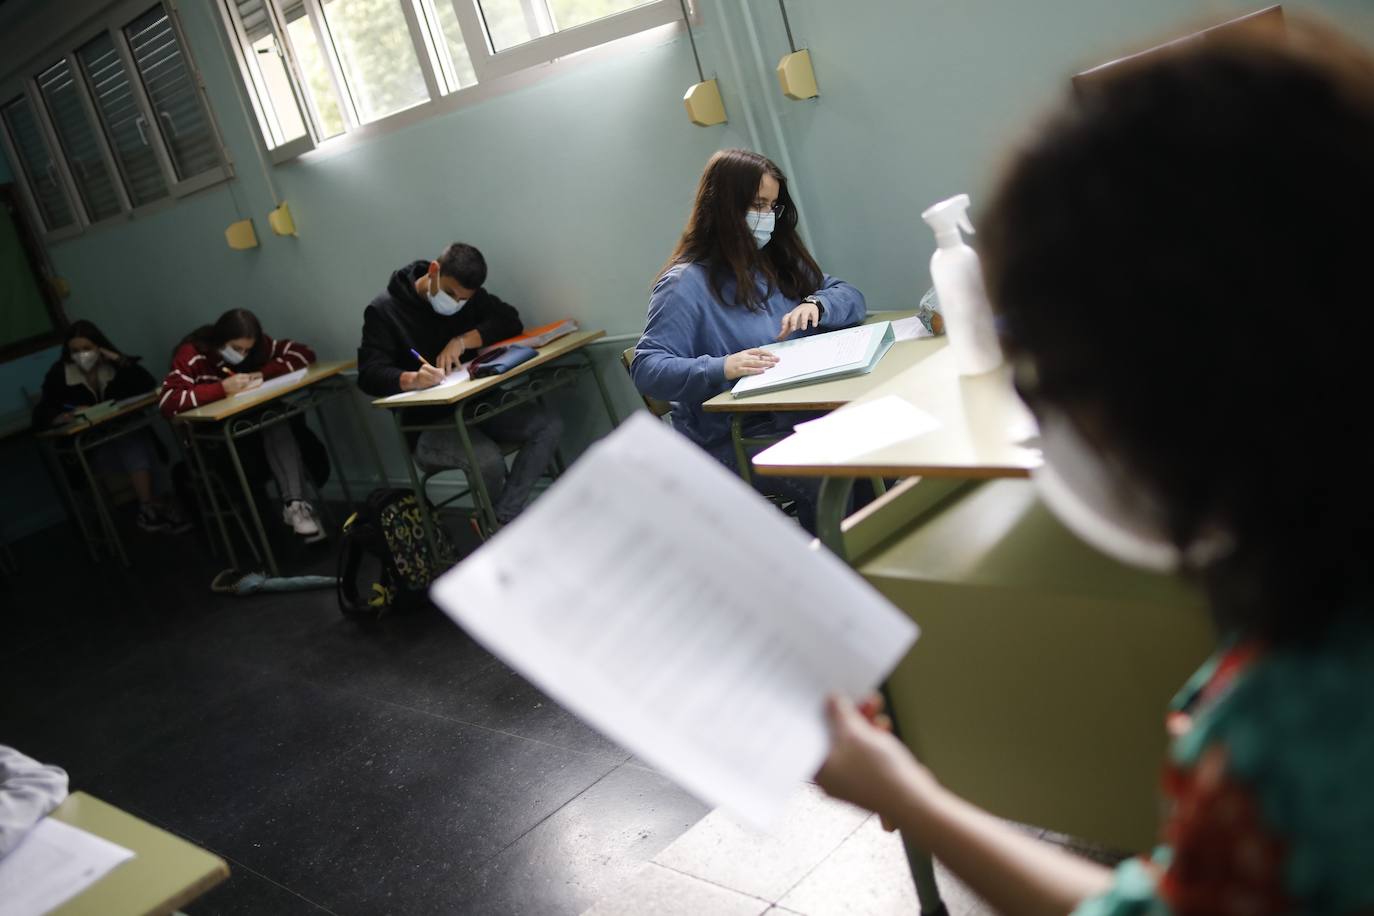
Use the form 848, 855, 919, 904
160, 336, 316, 418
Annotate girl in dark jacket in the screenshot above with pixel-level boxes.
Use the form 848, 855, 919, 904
33, 320, 184, 532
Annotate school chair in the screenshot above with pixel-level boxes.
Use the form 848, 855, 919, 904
620, 348, 672, 418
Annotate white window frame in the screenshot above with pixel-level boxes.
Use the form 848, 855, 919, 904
0, 0, 234, 244
218, 0, 685, 164
215, 0, 318, 163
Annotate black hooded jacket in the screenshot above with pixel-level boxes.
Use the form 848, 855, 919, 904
357, 260, 523, 399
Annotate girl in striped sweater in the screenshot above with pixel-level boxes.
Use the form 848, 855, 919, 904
161, 308, 325, 540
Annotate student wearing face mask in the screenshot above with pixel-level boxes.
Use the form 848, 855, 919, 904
162, 308, 327, 540
357, 242, 563, 527
33, 320, 185, 533
630, 149, 866, 532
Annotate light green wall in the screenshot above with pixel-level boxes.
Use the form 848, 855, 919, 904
6, 0, 1374, 527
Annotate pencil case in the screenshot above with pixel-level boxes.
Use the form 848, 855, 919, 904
468, 344, 538, 378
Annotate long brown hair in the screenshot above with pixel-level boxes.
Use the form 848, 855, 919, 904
660, 149, 822, 310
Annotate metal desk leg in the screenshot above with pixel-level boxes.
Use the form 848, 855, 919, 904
581, 349, 619, 428
223, 424, 279, 578
41, 439, 100, 563
309, 399, 347, 533
731, 414, 752, 484
393, 413, 442, 566
454, 407, 499, 534
904, 842, 948, 915
816, 476, 857, 559
346, 384, 390, 486
188, 431, 239, 569
72, 434, 129, 567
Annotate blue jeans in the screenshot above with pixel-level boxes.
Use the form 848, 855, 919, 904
414, 402, 563, 523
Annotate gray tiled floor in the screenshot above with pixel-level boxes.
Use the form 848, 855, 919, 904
585, 784, 995, 916
584, 785, 1131, 916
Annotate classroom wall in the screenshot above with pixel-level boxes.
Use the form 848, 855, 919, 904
4, 0, 1374, 532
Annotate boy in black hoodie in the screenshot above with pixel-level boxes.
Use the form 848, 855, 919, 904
357, 243, 563, 526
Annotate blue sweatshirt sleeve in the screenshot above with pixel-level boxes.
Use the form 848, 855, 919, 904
631, 270, 729, 403
812, 274, 867, 328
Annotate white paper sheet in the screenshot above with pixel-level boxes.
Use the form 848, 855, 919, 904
0, 818, 135, 916
780, 396, 942, 463
732, 325, 877, 396
890, 315, 935, 341
377, 367, 471, 404
430, 414, 918, 830
227, 366, 308, 400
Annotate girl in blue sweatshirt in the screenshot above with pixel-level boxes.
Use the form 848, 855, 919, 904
631, 149, 866, 531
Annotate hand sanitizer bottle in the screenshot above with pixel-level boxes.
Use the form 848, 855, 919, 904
921, 194, 1003, 376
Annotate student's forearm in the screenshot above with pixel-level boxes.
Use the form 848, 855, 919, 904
889, 779, 1115, 916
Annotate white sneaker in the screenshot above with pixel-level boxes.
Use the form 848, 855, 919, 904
283, 500, 321, 539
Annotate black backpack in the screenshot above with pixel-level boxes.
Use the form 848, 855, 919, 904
337, 488, 456, 619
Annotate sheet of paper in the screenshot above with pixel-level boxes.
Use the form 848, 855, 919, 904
431, 413, 918, 830
733, 325, 877, 396
228, 366, 308, 400
890, 315, 935, 341
0, 818, 135, 916
378, 367, 471, 404
778, 395, 942, 463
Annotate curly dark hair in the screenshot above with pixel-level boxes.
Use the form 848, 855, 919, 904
981, 19, 1374, 643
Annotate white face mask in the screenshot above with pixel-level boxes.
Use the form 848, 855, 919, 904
220, 345, 247, 366
429, 287, 467, 317
1031, 411, 1184, 573
747, 209, 776, 249
72, 350, 100, 372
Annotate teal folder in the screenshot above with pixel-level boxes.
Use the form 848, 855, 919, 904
730, 321, 896, 398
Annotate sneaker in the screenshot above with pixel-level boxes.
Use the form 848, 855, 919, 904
137, 504, 171, 533
283, 500, 323, 541
161, 502, 194, 534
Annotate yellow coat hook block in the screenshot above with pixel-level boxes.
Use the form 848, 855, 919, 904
268, 202, 296, 237
684, 79, 727, 127
777, 49, 818, 100
225, 218, 258, 250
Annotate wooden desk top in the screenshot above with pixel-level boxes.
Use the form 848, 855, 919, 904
753, 341, 1041, 479
702, 311, 920, 413
372, 329, 605, 409
34, 393, 160, 440
48, 792, 229, 916
173, 359, 355, 423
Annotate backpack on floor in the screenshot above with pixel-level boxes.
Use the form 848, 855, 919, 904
337, 488, 455, 619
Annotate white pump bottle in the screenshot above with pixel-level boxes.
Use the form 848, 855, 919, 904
921, 194, 1003, 376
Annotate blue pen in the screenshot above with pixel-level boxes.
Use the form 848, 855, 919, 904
409, 348, 429, 366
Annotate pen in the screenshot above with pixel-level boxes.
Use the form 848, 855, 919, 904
409, 348, 431, 366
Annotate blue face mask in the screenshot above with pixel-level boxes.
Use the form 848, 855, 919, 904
747, 209, 776, 248
220, 345, 247, 366
429, 286, 467, 317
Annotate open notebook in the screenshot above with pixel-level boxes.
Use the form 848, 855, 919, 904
731, 321, 895, 397
430, 413, 918, 829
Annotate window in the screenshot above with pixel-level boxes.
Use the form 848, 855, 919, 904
219, 0, 682, 159
36, 59, 124, 223
0, 0, 232, 243
123, 5, 229, 186
0, 95, 78, 234
78, 31, 170, 208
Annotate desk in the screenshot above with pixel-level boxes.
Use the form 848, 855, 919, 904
701, 311, 922, 481
372, 330, 618, 556
754, 348, 1212, 908
175, 359, 385, 577
753, 339, 1039, 553
34, 393, 161, 567
47, 791, 229, 915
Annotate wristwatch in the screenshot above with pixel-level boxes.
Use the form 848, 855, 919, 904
802, 295, 825, 317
